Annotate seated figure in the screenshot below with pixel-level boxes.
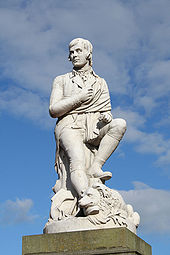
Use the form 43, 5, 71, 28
49, 38, 127, 216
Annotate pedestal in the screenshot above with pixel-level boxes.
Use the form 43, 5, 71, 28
22, 227, 152, 255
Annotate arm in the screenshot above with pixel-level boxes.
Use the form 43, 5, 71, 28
49, 75, 93, 118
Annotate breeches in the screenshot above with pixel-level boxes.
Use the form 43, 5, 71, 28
57, 118, 126, 173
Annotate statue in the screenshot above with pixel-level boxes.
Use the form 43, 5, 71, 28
44, 38, 140, 234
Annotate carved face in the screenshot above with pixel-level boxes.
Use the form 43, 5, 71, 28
79, 187, 100, 208
69, 42, 89, 68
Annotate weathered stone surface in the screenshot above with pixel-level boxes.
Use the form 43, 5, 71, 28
22, 227, 152, 255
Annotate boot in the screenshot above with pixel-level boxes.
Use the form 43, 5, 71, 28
71, 170, 99, 215
70, 169, 88, 195
88, 134, 120, 181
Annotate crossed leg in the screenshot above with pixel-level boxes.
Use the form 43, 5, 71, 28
87, 118, 127, 180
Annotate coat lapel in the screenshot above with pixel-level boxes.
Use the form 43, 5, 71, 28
69, 70, 97, 89
85, 75, 97, 87
72, 75, 84, 88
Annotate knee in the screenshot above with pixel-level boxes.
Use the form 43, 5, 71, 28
108, 118, 127, 140
114, 118, 127, 131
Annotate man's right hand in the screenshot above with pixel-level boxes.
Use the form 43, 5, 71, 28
79, 87, 93, 102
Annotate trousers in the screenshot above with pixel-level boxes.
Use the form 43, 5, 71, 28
57, 116, 126, 174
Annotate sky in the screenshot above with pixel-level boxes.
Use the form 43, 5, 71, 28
0, 0, 170, 254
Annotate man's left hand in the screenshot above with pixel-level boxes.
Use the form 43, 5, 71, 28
99, 113, 112, 123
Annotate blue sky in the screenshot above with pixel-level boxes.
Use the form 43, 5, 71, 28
0, 0, 170, 254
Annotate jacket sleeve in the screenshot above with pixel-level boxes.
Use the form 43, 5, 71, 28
49, 75, 83, 118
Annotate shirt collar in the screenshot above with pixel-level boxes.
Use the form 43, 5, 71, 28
70, 68, 98, 79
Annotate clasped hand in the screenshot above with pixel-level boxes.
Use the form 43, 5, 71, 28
79, 87, 93, 102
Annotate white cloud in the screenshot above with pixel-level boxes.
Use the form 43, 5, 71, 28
113, 107, 146, 129
0, 87, 54, 128
129, 0, 170, 115
134, 96, 157, 115
145, 61, 170, 112
156, 150, 170, 167
0, 0, 169, 101
113, 107, 170, 166
120, 182, 170, 233
0, 198, 38, 225
134, 60, 170, 114
0, 2, 168, 94
0, 0, 138, 97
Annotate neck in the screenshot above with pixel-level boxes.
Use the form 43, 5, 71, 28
73, 63, 91, 73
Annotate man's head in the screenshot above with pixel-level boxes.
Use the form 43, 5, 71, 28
68, 38, 93, 68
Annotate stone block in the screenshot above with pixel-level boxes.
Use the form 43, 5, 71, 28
22, 227, 152, 255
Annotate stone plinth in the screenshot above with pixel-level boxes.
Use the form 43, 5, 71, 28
22, 227, 152, 255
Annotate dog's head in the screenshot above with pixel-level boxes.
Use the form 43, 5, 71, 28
79, 187, 100, 208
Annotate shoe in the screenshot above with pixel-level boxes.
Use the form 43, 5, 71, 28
93, 171, 112, 181
88, 164, 112, 181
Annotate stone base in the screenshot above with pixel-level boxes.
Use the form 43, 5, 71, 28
22, 227, 152, 255
44, 217, 137, 234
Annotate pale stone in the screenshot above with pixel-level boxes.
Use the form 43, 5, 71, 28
44, 38, 140, 234
44, 183, 139, 234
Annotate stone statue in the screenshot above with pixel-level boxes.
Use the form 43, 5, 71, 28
44, 38, 140, 234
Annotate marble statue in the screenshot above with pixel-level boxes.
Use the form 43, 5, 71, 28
44, 38, 140, 234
